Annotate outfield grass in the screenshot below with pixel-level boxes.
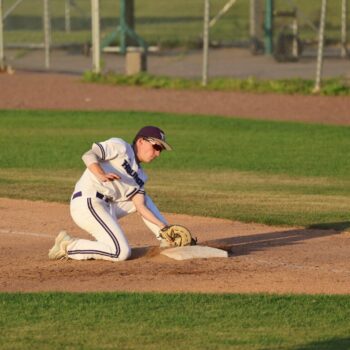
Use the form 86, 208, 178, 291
1, 293, 350, 350
3, 0, 348, 46
0, 109, 350, 227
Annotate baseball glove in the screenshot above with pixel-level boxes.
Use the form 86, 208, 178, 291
159, 225, 197, 247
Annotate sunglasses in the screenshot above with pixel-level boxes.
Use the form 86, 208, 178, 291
144, 138, 164, 152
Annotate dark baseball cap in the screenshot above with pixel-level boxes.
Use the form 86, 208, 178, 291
134, 126, 172, 151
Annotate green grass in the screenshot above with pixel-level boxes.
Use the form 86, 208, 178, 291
1, 292, 350, 350
146, 170, 350, 226
83, 72, 350, 96
1, 109, 350, 177
1, 109, 350, 226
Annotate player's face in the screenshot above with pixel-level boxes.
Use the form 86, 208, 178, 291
137, 138, 163, 163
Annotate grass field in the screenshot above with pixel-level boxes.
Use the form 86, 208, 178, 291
1, 109, 350, 226
1, 293, 350, 350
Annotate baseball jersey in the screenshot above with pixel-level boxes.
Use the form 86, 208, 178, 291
73, 138, 147, 202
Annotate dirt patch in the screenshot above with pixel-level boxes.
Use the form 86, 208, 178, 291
1, 71, 350, 125
1, 198, 349, 294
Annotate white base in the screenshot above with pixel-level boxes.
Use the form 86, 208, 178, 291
160, 245, 228, 261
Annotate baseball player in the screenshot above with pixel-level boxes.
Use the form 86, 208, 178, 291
48, 126, 172, 262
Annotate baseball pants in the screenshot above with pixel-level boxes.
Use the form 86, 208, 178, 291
67, 194, 167, 262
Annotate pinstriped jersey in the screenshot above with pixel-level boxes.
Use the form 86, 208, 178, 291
73, 138, 147, 202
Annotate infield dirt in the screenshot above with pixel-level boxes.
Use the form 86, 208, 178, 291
1, 198, 350, 294
0, 71, 350, 294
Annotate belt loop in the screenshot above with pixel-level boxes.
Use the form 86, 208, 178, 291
72, 191, 109, 203
96, 192, 104, 200
97, 192, 110, 203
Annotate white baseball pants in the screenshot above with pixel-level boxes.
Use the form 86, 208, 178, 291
67, 194, 167, 262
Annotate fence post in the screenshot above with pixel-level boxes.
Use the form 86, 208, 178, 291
91, 0, 101, 73
341, 0, 347, 57
202, 0, 210, 86
250, 0, 263, 42
0, 0, 4, 70
119, 0, 126, 54
65, 0, 71, 33
292, 8, 299, 58
314, 0, 327, 93
43, 0, 51, 69
264, 0, 274, 55
250, 0, 256, 38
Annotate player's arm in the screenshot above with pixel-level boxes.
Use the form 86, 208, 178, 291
132, 193, 167, 229
82, 148, 120, 182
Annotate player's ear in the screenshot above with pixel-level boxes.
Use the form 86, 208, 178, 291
134, 137, 145, 152
136, 137, 143, 146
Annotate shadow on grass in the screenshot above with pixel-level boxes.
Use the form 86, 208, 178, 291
292, 337, 350, 350
202, 222, 349, 257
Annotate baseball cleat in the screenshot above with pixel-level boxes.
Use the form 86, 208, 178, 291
48, 230, 73, 260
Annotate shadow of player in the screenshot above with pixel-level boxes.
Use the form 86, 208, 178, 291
201, 221, 350, 257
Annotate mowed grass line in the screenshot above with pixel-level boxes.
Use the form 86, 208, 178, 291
147, 169, 350, 227
1, 110, 350, 226
2, 168, 350, 227
1, 293, 350, 350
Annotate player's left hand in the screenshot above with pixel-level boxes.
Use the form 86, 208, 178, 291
159, 225, 197, 247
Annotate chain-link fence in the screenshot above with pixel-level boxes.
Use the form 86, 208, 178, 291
1, 0, 349, 78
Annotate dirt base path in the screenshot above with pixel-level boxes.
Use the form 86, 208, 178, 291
1, 198, 349, 294
1, 71, 350, 125
1, 71, 350, 294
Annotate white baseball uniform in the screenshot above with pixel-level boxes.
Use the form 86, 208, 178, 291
66, 137, 168, 262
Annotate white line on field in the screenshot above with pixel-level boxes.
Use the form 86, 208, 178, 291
0, 229, 52, 238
